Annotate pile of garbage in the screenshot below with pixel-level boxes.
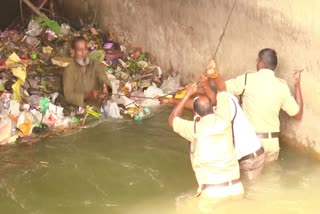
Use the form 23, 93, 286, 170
0, 16, 182, 145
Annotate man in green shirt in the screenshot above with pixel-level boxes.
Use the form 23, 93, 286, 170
63, 36, 110, 108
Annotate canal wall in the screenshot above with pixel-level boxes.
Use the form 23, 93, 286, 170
59, 0, 320, 156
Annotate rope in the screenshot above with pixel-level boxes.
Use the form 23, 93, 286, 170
212, 0, 237, 59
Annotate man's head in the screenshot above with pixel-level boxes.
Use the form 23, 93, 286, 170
193, 95, 214, 117
71, 36, 90, 66
256, 48, 278, 71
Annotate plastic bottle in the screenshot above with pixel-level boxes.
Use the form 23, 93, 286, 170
134, 107, 151, 121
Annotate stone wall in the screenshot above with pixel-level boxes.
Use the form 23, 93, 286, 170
59, 0, 320, 155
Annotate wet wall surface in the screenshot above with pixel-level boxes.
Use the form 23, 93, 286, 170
59, 0, 320, 155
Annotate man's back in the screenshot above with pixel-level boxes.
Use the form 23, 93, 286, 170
226, 69, 299, 133
173, 92, 240, 184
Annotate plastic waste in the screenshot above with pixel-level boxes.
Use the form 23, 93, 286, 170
105, 49, 124, 62
25, 36, 40, 46
39, 97, 50, 114
51, 57, 72, 67
8, 100, 20, 115
89, 50, 105, 62
103, 41, 113, 49
46, 29, 58, 41
134, 107, 151, 121
30, 53, 38, 60
17, 108, 33, 137
0, 14, 171, 143
26, 19, 42, 37
86, 106, 101, 118
129, 48, 142, 60
35, 17, 61, 35
42, 46, 53, 55
0, 114, 12, 144
123, 107, 140, 118
60, 23, 71, 36
106, 73, 120, 95
101, 101, 123, 119
6, 53, 27, 82
160, 73, 181, 94
48, 103, 64, 119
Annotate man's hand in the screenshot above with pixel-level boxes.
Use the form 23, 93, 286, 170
293, 69, 302, 86
85, 90, 100, 99
184, 83, 197, 98
206, 60, 219, 78
100, 84, 109, 99
200, 73, 209, 88
156, 96, 171, 104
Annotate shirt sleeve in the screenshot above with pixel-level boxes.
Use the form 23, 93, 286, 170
214, 92, 232, 121
95, 62, 111, 87
63, 65, 84, 107
226, 73, 247, 95
173, 117, 194, 142
281, 83, 299, 116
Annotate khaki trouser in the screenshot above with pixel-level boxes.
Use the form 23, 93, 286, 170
239, 152, 265, 180
176, 182, 244, 213
260, 138, 280, 162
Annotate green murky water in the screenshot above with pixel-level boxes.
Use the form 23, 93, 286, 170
0, 107, 319, 214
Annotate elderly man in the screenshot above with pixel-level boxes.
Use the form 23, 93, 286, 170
226, 48, 303, 162
168, 67, 244, 211
63, 36, 110, 108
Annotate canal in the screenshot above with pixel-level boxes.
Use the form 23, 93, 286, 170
0, 107, 318, 214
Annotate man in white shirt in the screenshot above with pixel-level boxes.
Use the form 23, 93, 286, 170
160, 61, 266, 180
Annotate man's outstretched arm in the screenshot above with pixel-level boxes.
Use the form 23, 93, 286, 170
293, 70, 303, 120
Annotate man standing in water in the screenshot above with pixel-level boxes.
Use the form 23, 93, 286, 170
63, 36, 110, 109
160, 61, 265, 180
226, 48, 303, 162
168, 66, 244, 211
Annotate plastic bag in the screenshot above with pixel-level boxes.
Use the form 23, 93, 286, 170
106, 73, 120, 95
101, 101, 123, 119
134, 107, 151, 121
60, 23, 71, 36
0, 115, 12, 144
144, 85, 164, 98
17, 112, 33, 137
160, 74, 181, 94
26, 19, 42, 37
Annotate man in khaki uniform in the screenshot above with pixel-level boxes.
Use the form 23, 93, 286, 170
63, 36, 110, 108
226, 48, 303, 162
168, 68, 244, 212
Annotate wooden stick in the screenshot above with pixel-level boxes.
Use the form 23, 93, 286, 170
132, 73, 153, 81
82, 112, 89, 126
112, 94, 155, 100
37, 0, 48, 10
22, 0, 48, 18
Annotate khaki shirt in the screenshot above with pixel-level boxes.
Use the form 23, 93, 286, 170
226, 69, 299, 133
63, 60, 110, 107
173, 92, 240, 185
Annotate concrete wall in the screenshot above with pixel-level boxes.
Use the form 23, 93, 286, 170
60, 0, 320, 156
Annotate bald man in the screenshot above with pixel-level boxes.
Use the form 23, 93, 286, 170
168, 70, 243, 210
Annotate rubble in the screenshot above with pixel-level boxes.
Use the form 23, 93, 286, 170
0, 16, 181, 145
